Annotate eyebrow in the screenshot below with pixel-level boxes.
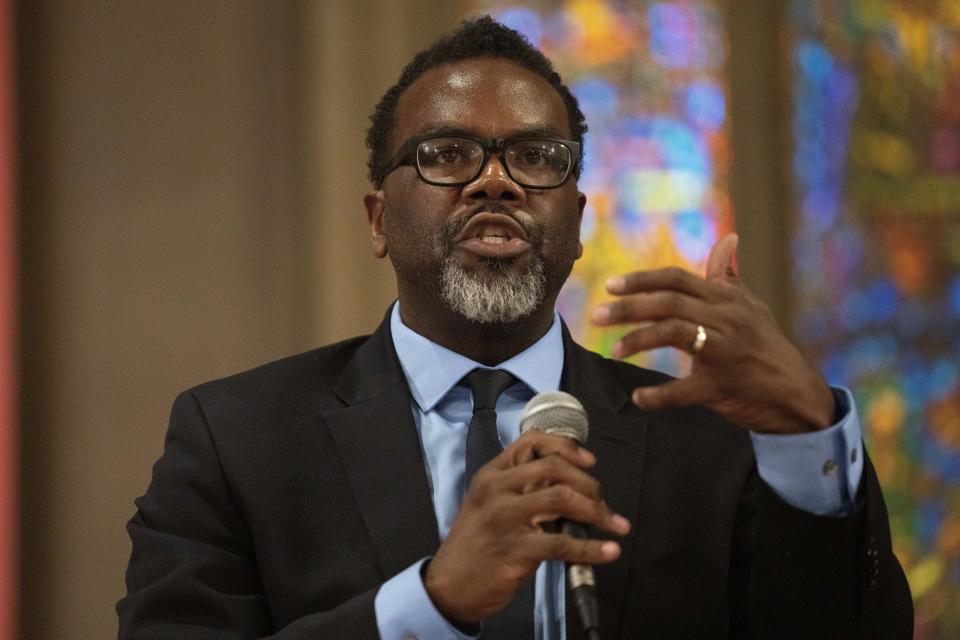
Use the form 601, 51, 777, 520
414, 122, 566, 139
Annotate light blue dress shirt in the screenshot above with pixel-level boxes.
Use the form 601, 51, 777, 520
374, 302, 864, 640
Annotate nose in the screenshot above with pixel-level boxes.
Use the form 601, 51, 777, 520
461, 153, 526, 203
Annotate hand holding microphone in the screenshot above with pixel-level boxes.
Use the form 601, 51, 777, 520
424, 391, 628, 636
520, 391, 605, 640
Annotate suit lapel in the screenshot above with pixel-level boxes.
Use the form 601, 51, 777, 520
325, 313, 441, 579
561, 325, 649, 640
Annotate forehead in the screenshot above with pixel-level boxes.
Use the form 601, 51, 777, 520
391, 58, 572, 146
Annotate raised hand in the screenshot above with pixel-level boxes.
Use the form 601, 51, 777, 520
424, 431, 630, 624
591, 233, 835, 434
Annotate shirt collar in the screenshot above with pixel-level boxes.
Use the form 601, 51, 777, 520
389, 301, 564, 412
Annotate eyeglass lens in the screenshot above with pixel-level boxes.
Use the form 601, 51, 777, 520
416, 138, 571, 187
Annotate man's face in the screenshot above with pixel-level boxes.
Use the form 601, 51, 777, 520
366, 57, 586, 325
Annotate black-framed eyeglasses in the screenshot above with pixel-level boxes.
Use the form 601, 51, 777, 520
382, 134, 581, 189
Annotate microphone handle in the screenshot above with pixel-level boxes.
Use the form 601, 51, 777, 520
563, 520, 600, 637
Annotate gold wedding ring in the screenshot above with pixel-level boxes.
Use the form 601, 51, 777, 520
690, 325, 707, 356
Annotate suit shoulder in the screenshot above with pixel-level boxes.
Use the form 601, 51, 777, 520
185, 334, 370, 412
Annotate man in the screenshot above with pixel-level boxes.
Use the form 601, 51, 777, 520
119, 16, 912, 639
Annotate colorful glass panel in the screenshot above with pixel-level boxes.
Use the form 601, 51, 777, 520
790, 2, 960, 636
463, 0, 733, 375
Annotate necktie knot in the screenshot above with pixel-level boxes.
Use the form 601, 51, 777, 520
461, 368, 517, 413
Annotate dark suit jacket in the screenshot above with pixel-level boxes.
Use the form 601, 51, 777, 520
118, 314, 913, 639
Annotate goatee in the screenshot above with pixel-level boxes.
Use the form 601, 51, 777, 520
439, 255, 546, 324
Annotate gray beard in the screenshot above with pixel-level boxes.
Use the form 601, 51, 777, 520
439, 256, 546, 324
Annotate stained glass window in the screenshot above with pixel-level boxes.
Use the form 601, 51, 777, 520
463, 0, 733, 376
789, 2, 960, 636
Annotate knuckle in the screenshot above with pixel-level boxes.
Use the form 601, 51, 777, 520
589, 475, 601, 497
653, 383, 670, 405
664, 266, 685, 281
551, 535, 570, 559
704, 380, 724, 403
468, 468, 496, 497
473, 466, 492, 486
490, 495, 515, 520
538, 454, 557, 470
535, 455, 561, 479
593, 500, 611, 523
545, 454, 567, 473
667, 292, 686, 314
548, 484, 572, 507
609, 299, 627, 320
728, 305, 751, 331
661, 320, 681, 342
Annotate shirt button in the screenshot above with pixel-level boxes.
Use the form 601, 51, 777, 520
851, 448, 858, 463
822, 459, 838, 475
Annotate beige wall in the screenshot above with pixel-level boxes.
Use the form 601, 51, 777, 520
17, 2, 782, 638
18, 2, 454, 638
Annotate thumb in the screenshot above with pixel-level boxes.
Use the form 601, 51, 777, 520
705, 233, 739, 280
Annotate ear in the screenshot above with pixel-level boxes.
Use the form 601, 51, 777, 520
364, 191, 388, 259
575, 192, 587, 260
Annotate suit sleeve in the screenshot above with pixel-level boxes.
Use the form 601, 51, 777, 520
735, 453, 914, 639
117, 390, 381, 640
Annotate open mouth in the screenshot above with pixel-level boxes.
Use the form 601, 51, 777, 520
455, 211, 530, 243
477, 226, 512, 245
454, 213, 531, 260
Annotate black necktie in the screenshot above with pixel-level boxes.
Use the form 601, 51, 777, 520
463, 368, 517, 483
460, 368, 534, 638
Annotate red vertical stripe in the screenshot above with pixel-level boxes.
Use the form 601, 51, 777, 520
0, 0, 15, 637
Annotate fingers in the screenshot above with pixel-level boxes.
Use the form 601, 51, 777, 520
705, 232, 739, 280
604, 265, 714, 299
601, 234, 741, 304
612, 319, 711, 359
510, 482, 630, 536
525, 531, 622, 565
430, 433, 626, 622
470, 432, 630, 538
497, 430, 595, 470
501, 453, 602, 498
631, 377, 711, 411
591, 291, 714, 330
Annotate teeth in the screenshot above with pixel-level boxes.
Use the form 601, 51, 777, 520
476, 225, 513, 244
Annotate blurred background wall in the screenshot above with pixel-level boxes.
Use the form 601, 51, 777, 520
16, 2, 454, 638
11, 1, 960, 638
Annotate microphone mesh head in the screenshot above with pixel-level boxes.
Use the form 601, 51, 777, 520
520, 391, 588, 444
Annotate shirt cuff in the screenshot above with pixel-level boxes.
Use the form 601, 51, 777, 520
374, 558, 480, 640
749, 387, 864, 516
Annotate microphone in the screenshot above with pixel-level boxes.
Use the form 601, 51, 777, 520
520, 391, 600, 640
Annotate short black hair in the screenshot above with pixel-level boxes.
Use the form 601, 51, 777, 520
366, 15, 587, 188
